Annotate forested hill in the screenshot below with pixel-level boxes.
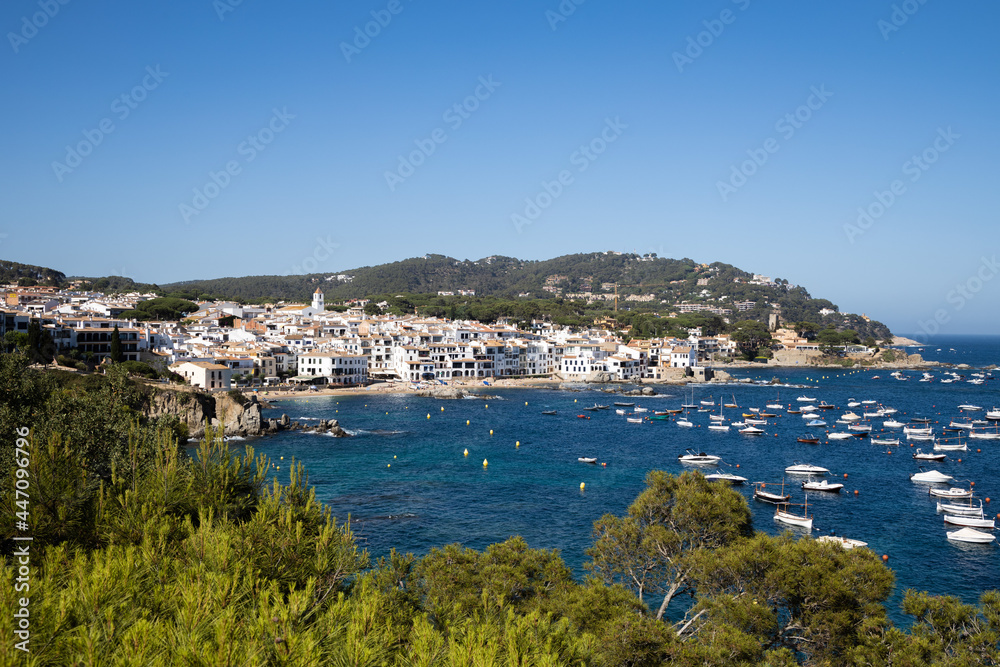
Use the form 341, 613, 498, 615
162, 252, 888, 337
0, 260, 66, 286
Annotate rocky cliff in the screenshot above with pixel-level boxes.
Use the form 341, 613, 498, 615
143, 389, 348, 438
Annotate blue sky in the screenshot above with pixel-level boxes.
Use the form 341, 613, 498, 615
1, 0, 998, 335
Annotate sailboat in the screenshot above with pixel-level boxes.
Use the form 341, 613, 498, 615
724, 394, 739, 409
774, 496, 813, 530
753, 479, 790, 504
708, 405, 730, 431
766, 390, 783, 410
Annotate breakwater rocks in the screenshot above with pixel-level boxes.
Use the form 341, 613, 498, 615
144, 389, 349, 438
414, 387, 498, 400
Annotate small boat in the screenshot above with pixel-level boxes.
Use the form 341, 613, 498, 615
753, 480, 790, 504
937, 500, 983, 517
943, 515, 995, 529
745, 418, 768, 425
797, 396, 817, 402
934, 442, 967, 452
759, 412, 778, 418
708, 423, 730, 431
796, 435, 820, 444
785, 463, 829, 475
595, 404, 610, 410
817, 403, 836, 410
774, 501, 813, 530
709, 414, 725, 421
676, 419, 693, 427
847, 401, 861, 408
969, 432, 1000, 440
739, 426, 765, 435
870, 437, 900, 446
577, 457, 598, 464
949, 422, 975, 430
665, 408, 683, 414
653, 410, 669, 416
700, 399, 715, 406
910, 417, 932, 424
802, 479, 843, 493
909, 469, 953, 483
884, 419, 905, 428
929, 487, 973, 499
576, 415, 591, 420
766, 403, 783, 410
840, 412, 862, 422
541, 410, 557, 415
613, 402, 635, 407
848, 424, 872, 432
806, 419, 827, 427
908, 433, 935, 442
828, 433, 854, 441
817, 535, 868, 549
912, 449, 945, 461
583, 406, 599, 412
615, 409, 626, 415
787, 409, 802, 414
678, 449, 721, 465
946, 527, 996, 544
724, 395, 739, 409
801, 406, 819, 413
626, 417, 645, 424
705, 473, 747, 485
861, 400, 877, 405
633, 407, 648, 413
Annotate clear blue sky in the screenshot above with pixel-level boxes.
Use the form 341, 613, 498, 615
1, 0, 998, 335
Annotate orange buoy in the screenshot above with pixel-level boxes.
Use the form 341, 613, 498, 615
882, 554, 889, 562
977, 449, 982, 453
843, 473, 848, 479
970, 481, 975, 486
986, 498, 991, 503
958, 459, 962, 463
736, 464, 740, 468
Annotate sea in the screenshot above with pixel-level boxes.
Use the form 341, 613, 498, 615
229, 334, 1000, 621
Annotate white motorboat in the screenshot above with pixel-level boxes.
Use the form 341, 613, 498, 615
739, 426, 765, 435
913, 449, 946, 461
937, 500, 983, 517
700, 400, 715, 406
766, 403, 783, 410
861, 400, 877, 405
730, 421, 746, 427
903, 426, 933, 435
806, 419, 827, 427
884, 419, 905, 428
678, 450, 721, 465
882, 407, 898, 414
797, 396, 817, 402
909, 469, 954, 483
841, 412, 862, 422
986, 408, 1000, 420
828, 433, 854, 441
676, 419, 693, 427
934, 442, 967, 452
577, 457, 598, 464
801, 479, 843, 493
705, 473, 747, 485
785, 463, 829, 475
958, 404, 983, 411
943, 515, 995, 529
745, 418, 768, 425
615, 409, 626, 415
848, 424, 872, 432
708, 423, 730, 432
774, 501, 813, 530
870, 438, 900, 446
626, 417, 645, 424
847, 401, 861, 408
969, 432, 1000, 440
929, 487, 973, 499
633, 406, 648, 413
817, 535, 868, 549
946, 528, 996, 544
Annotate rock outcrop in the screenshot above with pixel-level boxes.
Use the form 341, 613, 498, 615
143, 389, 349, 438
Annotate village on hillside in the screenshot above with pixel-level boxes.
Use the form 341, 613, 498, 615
2, 284, 881, 392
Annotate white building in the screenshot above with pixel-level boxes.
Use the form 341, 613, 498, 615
169, 361, 232, 390
299, 350, 368, 386
669, 346, 696, 368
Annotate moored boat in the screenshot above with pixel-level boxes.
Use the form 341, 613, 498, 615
943, 515, 995, 529
946, 527, 996, 544
785, 463, 829, 475
909, 469, 953, 483
929, 487, 973, 499
801, 479, 843, 493
705, 473, 747, 485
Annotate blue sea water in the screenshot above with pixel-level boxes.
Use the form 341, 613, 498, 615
234, 335, 1000, 621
